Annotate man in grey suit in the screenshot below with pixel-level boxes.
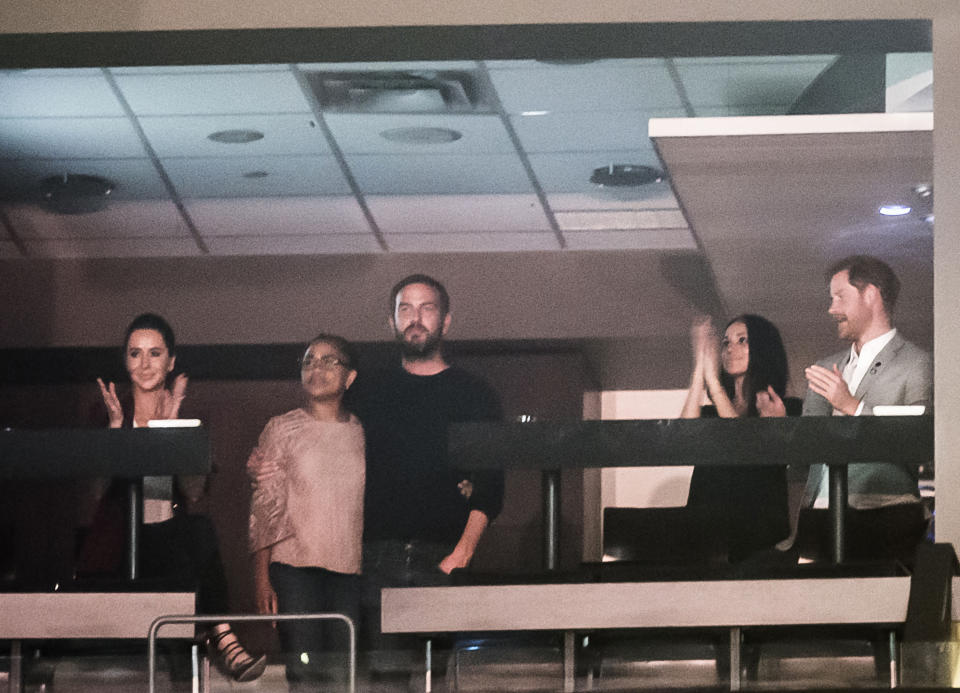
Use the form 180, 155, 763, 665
798, 255, 932, 562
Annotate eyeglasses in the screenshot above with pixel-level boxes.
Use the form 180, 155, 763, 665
300, 354, 350, 371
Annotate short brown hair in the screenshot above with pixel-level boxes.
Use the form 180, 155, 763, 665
828, 255, 900, 316
389, 274, 450, 316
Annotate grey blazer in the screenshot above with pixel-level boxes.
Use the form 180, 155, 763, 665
802, 332, 932, 502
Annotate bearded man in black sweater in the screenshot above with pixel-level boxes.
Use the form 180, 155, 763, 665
350, 273, 504, 655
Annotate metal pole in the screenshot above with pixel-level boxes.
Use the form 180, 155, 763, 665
148, 612, 356, 693
828, 465, 848, 564
125, 480, 142, 581
729, 626, 741, 691
543, 470, 560, 570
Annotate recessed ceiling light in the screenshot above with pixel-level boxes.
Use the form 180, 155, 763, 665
379, 126, 462, 144
208, 129, 264, 144
878, 204, 912, 216
39, 173, 114, 214
242, 170, 269, 179
520, 111, 550, 117
590, 164, 664, 187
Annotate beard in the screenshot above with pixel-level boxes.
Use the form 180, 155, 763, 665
396, 323, 443, 358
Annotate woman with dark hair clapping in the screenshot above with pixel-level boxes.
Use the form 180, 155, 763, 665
80, 313, 266, 682
680, 314, 795, 561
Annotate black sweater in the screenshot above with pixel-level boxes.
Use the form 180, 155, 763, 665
350, 365, 504, 544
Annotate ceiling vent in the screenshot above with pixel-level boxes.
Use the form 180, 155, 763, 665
305, 70, 493, 114
39, 174, 114, 214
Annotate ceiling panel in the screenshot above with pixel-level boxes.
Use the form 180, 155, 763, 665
545, 188, 680, 212
21, 237, 202, 258
511, 110, 680, 153
383, 232, 559, 253
324, 113, 515, 154
111, 70, 311, 115
139, 114, 329, 157
186, 197, 370, 236
564, 229, 697, 251
1, 158, 169, 201
204, 234, 381, 255
297, 61, 479, 72
4, 200, 192, 239
0, 118, 147, 159
0, 73, 123, 117
162, 156, 349, 198
367, 194, 549, 233
555, 209, 687, 231
487, 61, 682, 114
111, 64, 287, 74
347, 154, 533, 194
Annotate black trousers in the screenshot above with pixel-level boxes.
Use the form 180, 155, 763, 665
795, 503, 929, 565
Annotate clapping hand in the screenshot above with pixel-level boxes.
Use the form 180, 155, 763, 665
756, 385, 786, 417
97, 377, 124, 428
805, 363, 859, 415
155, 373, 189, 420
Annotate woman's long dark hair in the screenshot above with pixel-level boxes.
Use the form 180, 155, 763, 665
719, 314, 788, 417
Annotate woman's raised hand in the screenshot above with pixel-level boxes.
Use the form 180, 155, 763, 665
156, 373, 189, 420
692, 318, 721, 382
756, 385, 787, 417
97, 377, 124, 428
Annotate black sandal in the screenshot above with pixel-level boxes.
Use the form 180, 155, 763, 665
206, 627, 267, 682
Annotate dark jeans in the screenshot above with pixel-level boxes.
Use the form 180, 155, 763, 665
269, 562, 360, 688
360, 540, 452, 655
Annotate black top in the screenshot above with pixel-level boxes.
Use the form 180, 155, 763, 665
350, 364, 505, 544
685, 399, 801, 561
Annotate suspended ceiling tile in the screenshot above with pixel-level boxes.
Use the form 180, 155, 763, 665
0, 73, 124, 117
348, 154, 533, 194
186, 196, 370, 236
204, 234, 381, 256
671, 57, 835, 110
384, 232, 560, 253
163, 156, 349, 198
528, 151, 664, 193
110, 64, 288, 74
113, 70, 311, 115
324, 113, 515, 154
484, 58, 670, 70
2, 158, 169, 201
367, 194, 549, 233
555, 209, 687, 231
512, 110, 680, 153
0, 118, 146, 159
297, 61, 478, 71
22, 237, 203, 258
4, 200, 193, 239
139, 114, 327, 158
5, 68, 103, 77
563, 229, 697, 251
487, 63, 681, 114
545, 189, 680, 212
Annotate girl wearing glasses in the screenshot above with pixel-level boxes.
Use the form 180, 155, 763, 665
680, 314, 795, 562
80, 313, 266, 682
247, 334, 364, 689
